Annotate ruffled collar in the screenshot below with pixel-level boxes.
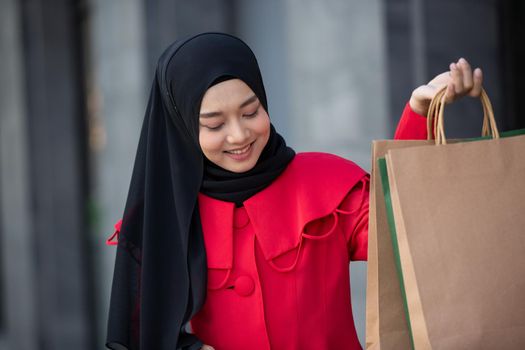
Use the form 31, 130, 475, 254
198, 152, 367, 268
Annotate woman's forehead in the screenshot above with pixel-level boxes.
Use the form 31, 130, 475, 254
200, 79, 256, 112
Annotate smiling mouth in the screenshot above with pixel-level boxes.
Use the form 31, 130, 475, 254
225, 141, 254, 155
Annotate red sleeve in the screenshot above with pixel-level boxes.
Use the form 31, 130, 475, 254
394, 102, 428, 140
106, 219, 123, 246
334, 103, 426, 261
337, 176, 370, 261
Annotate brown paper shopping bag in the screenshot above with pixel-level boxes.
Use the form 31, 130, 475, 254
383, 88, 525, 349
367, 140, 434, 350
366, 88, 467, 349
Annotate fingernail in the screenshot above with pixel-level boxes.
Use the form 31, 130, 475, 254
458, 57, 466, 64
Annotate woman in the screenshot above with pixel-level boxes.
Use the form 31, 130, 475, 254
106, 32, 483, 350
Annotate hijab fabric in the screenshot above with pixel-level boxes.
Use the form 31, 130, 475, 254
106, 32, 294, 350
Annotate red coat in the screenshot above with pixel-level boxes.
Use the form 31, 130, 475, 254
106, 103, 427, 349
190, 104, 427, 349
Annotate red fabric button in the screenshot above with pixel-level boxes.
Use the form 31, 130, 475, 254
234, 275, 255, 297
233, 207, 250, 229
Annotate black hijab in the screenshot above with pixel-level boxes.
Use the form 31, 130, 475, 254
106, 33, 294, 350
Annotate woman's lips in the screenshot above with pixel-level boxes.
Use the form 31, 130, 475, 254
224, 141, 254, 161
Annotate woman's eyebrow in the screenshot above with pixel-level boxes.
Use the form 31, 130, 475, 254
239, 94, 258, 108
199, 95, 258, 118
199, 111, 222, 118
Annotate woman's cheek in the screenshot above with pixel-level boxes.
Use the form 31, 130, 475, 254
200, 130, 224, 156
258, 114, 271, 140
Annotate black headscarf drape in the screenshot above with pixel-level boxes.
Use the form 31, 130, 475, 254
106, 33, 294, 350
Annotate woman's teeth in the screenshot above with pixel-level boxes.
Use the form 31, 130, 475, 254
227, 143, 251, 154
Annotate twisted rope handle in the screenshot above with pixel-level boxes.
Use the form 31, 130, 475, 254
426, 86, 499, 145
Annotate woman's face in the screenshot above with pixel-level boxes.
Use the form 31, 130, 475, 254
199, 78, 271, 173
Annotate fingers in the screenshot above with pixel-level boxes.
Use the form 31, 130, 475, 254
412, 58, 484, 114
201, 345, 215, 350
446, 58, 483, 102
469, 67, 483, 97
459, 58, 473, 91
450, 62, 464, 94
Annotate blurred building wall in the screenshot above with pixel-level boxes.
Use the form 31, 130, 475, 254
1, 0, 94, 349
386, 0, 505, 140
89, 0, 148, 345
282, 1, 388, 342
0, 0, 523, 349
0, 0, 37, 349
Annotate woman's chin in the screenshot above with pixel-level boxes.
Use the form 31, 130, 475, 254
223, 160, 257, 173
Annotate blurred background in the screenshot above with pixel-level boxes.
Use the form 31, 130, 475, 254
1, 0, 523, 349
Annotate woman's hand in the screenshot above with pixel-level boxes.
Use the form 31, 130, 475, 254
201, 345, 215, 350
409, 58, 483, 116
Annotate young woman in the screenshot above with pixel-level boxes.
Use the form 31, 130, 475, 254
106, 33, 483, 350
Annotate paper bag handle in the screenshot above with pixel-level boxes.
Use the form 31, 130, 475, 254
426, 86, 500, 145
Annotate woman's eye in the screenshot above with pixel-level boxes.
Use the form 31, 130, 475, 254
243, 107, 259, 118
204, 124, 223, 131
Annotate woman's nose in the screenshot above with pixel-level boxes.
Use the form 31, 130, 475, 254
226, 120, 250, 144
